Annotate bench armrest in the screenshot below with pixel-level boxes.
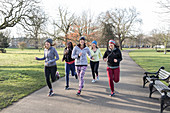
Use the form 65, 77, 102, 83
144, 72, 157, 75
161, 88, 170, 93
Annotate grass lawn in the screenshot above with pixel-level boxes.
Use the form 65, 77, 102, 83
129, 48, 170, 72
0, 48, 65, 110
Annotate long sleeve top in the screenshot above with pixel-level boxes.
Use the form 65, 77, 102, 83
103, 48, 122, 68
90, 48, 103, 62
71, 45, 91, 66
36, 47, 59, 67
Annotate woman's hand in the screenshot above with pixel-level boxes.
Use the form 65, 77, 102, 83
79, 52, 82, 56
103, 58, 107, 62
114, 59, 118, 62
91, 57, 94, 60
35, 57, 37, 60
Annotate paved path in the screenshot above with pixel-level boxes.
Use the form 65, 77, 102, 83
1, 50, 170, 113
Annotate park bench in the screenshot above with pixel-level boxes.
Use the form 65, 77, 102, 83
0, 48, 6, 53
143, 66, 170, 113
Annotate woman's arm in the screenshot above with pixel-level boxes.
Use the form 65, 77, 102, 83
36, 54, 45, 60
71, 47, 79, 59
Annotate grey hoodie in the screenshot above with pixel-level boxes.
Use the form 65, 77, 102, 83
72, 46, 91, 66
36, 47, 59, 67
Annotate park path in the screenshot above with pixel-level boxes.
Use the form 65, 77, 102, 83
1, 50, 169, 113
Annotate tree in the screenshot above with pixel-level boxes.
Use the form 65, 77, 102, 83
69, 11, 98, 46
102, 23, 116, 48
53, 6, 75, 45
21, 8, 47, 49
18, 41, 26, 50
0, 32, 9, 48
150, 29, 163, 51
106, 7, 142, 50
0, 0, 39, 30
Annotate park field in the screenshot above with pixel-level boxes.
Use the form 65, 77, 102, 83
0, 48, 65, 110
129, 48, 170, 72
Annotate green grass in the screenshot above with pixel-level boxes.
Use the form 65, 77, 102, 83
0, 48, 65, 110
129, 49, 170, 72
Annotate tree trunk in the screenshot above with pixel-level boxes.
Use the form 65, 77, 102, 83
164, 41, 167, 55
118, 35, 122, 50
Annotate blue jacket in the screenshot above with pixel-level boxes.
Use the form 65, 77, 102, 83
36, 47, 59, 67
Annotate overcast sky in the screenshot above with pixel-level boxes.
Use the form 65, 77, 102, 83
10, 0, 169, 37
41, 0, 168, 35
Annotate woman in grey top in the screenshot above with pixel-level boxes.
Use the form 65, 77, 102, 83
35, 38, 59, 96
72, 36, 93, 96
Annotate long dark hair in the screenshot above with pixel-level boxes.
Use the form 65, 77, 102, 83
67, 42, 73, 50
77, 43, 86, 48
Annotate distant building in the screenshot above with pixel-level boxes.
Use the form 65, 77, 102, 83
9, 37, 65, 48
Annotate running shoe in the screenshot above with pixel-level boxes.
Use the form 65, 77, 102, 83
76, 90, 81, 96
48, 90, 54, 96
92, 79, 96, 83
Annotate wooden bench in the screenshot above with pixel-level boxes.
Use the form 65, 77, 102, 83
143, 67, 170, 113
0, 48, 6, 53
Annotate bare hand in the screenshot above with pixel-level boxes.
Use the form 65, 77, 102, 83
79, 52, 82, 56
35, 57, 37, 60
104, 58, 107, 62
91, 57, 94, 60
114, 59, 118, 62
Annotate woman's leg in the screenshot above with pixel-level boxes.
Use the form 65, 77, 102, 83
113, 67, 120, 83
44, 66, 52, 89
107, 67, 114, 93
65, 63, 70, 87
90, 61, 95, 79
94, 61, 99, 77
79, 66, 87, 91
51, 65, 57, 82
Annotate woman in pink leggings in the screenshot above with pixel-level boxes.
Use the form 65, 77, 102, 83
103, 40, 122, 97
72, 36, 93, 96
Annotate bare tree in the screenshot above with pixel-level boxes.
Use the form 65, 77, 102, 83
53, 6, 75, 44
0, 0, 39, 30
107, 7, 142, 50
72, 11, 98, 45
21, 8, 47, 49
150, 29, 163, 51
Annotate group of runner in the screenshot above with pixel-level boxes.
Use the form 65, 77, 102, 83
35, 36, 122, 97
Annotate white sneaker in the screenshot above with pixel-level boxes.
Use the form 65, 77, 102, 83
92, 79, 96, 83
97, 76, 99, 80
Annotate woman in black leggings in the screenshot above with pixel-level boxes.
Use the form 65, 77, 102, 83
35, 38, 59, 96
90, 40, 103, 83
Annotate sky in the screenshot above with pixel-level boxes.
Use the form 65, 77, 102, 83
10, 0, 169, 37
40, 0, 168, 35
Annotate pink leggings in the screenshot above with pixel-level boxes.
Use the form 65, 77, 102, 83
76, 66, 87, 91
107, 67, 120, 93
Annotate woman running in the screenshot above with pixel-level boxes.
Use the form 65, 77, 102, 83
103, 40, 122, 97
35, 38, 59, 96
90, 40, 103, 83
72, 36, 93, 96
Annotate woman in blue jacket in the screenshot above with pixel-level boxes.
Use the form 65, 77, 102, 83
35, 38, 59, 96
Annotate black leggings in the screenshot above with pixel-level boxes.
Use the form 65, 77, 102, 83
45, 65, 57, 89
90, 61, 99, 79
